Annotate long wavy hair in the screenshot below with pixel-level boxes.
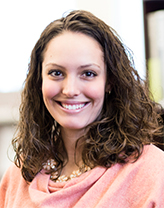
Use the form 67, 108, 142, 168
12, 10, 163, 182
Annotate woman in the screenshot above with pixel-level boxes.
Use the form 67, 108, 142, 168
0, 10, 164, 207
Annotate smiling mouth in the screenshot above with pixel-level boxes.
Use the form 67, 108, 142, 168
57, 102, 88, 110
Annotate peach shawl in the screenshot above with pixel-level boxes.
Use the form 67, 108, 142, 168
1, 145, 164, 208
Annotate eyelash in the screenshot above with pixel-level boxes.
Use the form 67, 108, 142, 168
48, 70, 63, 77
48, 70, 97, 79
82, 70, 97, 78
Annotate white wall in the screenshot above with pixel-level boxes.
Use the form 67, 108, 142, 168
0, 0, 146, 93
75, 0, 146, 79
0, 0, 77, 93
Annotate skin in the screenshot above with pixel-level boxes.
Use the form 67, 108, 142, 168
42, 31, 109, 175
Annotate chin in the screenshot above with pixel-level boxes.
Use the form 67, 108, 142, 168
60, 123, 87, 131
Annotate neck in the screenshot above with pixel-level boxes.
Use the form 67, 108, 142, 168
60, 127, 85, 175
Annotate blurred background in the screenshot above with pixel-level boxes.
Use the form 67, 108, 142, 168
0, 0, 164, 179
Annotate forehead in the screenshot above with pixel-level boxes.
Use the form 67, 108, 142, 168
44, 31, 103, 54
42, 31, 104, 64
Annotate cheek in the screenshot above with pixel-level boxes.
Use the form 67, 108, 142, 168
85, 83, 105, 103
42, 80, 59, 100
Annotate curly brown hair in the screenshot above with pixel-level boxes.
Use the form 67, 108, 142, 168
12, 10, 163, 182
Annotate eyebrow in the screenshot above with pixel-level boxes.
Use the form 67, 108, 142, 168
78, 64, 101, 69
44, 63, 101, 70
44, 63, 65, 69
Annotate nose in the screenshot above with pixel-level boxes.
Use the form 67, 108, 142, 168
62, 76, 80, 97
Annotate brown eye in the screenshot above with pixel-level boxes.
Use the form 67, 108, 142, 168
82, 70, 97, 78
48, 70, 63, 77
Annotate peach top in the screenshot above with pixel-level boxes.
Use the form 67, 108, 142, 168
1, 145, 164, 208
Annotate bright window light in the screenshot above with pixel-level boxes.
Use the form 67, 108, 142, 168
0, 0, 76, 92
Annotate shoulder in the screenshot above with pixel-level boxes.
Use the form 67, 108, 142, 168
0, 164, 27, 206
0, 164, 38, 208
99, 145, 164, 207
124, 144, 164, 177
141, 144, 164, 164
1, 163, 22, 184
0, 164, 22, 194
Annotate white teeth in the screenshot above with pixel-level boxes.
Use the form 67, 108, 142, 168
62, 103, 85, 110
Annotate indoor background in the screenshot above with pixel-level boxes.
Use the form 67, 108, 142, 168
0, 0, 163, 179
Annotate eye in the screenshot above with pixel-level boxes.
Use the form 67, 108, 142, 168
48, 70, 63, 77
82, 70, 97, 78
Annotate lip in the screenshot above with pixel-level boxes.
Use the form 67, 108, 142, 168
55, 100, 90, 112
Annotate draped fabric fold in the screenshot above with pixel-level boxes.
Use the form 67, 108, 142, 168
1, 145, 164, 208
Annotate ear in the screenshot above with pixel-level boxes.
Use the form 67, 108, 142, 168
105, 84, 111, 93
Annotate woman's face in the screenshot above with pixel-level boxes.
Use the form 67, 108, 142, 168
42, 31, 107, 131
